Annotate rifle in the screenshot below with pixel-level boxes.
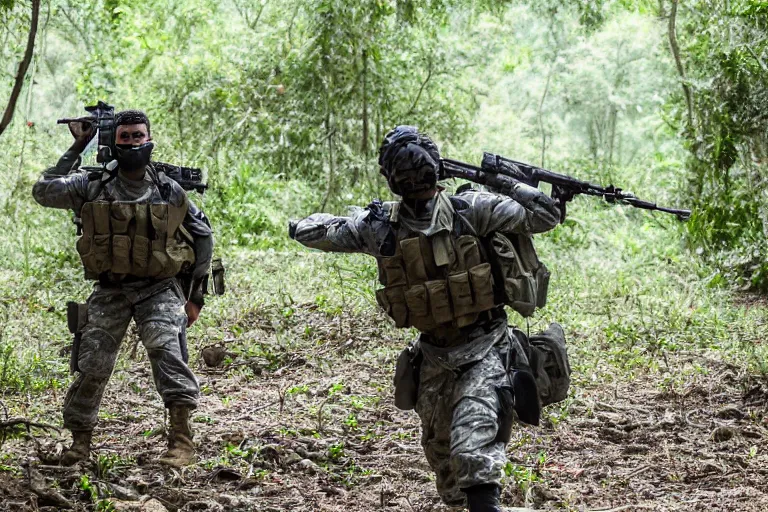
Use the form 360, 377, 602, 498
151, 162, 208, 194
57, 101, 207, 194
440, 153, 691, 222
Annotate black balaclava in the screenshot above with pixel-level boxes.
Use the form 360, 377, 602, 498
114, 109, 153, 173
378, 125, 440, 198
114, 142, 154, 173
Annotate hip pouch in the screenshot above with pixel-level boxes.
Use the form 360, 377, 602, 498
529, 322, 571, 407
393, 342, 423, 410
66, 301, 88, 375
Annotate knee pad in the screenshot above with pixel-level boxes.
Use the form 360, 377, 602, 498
141, 321, 181, 350
78, 327, 119, 378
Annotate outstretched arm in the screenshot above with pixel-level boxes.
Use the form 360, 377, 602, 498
289, 202, 396, 257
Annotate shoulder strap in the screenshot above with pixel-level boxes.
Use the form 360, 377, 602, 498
384, 201, 400, 224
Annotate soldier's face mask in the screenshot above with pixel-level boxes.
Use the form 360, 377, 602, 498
115, 141, 154, 173
386, 143, 439, 197
390, 164, 438, 198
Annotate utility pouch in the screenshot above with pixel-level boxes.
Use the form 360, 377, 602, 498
111, 235, 132, 274
400, 238, 428, 283
393, 342, 423, 410
469, 263, 495, 311
66, 301, 87, 375
448, 271, 473, 310
425, 280, 452, 325
495, 385, 515, 443
529, 322, 571, 406
211, 258, 226, 295
511, 369, 541, 426
380, 257, 407, 287
376, 286, 409, 327
535, 266, 550, 308
488, 232, 541, 317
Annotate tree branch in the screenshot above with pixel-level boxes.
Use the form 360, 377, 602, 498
667, 0, 694, 133
0, 0, 40, 138
0, 418, 61, 431
405, 59, 434, 117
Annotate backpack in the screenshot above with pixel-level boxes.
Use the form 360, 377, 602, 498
487, 232, 550, 317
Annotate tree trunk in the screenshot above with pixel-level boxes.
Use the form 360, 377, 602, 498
0, 0, 41, 138
321, 113, 335, 211
667, 0, 694, 134
361, 48, 369, 156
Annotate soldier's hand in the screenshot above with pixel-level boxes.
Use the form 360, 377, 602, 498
290, 219, 328, 242
185, 301, 201, 327
68, 119, 96, 144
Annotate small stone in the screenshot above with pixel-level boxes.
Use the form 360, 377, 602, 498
141, 499, 169, 512
623, 444, 650, 454
712, 426, 737, 443
108, 483, 140, 501
298, 458, 319, 474
202, 346, 228, 367
716, 406, 744, 420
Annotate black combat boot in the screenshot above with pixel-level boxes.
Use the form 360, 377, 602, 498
464, 483, 502, 512
157, 405, 195, 467
60, 430, 92, 466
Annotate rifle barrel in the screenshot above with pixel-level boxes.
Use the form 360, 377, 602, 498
56, 116, 96, 125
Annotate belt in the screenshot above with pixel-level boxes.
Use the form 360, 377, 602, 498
97, 272, 169, 288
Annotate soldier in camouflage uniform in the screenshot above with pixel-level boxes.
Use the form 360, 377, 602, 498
289, 127, 567, 511
33, 110, 213, 467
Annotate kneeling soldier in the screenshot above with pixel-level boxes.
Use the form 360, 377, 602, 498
290, 126, 570, 511
33, 109, 213, 467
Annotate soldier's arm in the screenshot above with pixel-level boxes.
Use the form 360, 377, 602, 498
176, 187, 214, 308
460, 185, 560, 236
289, 202, 395, 257
31, 149, 96, 210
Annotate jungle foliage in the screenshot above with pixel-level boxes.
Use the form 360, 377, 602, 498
669, 0, 768, 289
0, 1, 765, 275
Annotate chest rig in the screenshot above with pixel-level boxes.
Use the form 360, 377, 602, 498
75, 173, 195, 280
375, 193, 497, 333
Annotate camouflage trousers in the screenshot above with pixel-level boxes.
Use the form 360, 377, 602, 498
63, 279, 199, 432
414, 318, 529, 506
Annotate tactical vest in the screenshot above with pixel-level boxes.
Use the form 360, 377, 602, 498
75, 196, 195, 280
374, 195, 497, 333
375, 192, 551, 330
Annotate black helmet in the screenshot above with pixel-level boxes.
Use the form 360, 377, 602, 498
378, 125, 440, 196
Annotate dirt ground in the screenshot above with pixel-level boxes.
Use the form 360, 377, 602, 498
2, 304, 768, 512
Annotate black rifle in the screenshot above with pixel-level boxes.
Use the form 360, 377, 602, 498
152, 162, 208, 194
58, 101, 207, 194
58, 100, 116, 164
440, 152, 691, 222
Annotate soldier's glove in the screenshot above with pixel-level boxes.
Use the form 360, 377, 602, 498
290, 219, 330, 243
551, 185, 576, 223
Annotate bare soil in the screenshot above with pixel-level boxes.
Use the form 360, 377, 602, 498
2, 304, 767, 511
